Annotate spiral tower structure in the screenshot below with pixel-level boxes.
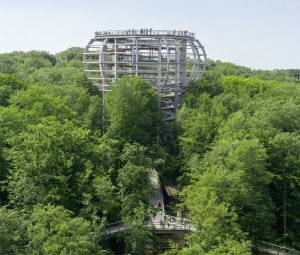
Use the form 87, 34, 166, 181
83, 29, 207, 122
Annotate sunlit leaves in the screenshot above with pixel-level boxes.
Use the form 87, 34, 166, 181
27, 204, 103, 255
106, 76, 162, 146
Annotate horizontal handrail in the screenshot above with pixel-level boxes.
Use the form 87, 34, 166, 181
256, 241, 300, 255
104, 221, 123, 229
150, 221, 196, 232
104, 214, 195, 236
95, 29, 195, 38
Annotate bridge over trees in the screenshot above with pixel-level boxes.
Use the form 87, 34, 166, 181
104, 169, 195, 236
104, 168, 300, 255
104, 214, 195, 237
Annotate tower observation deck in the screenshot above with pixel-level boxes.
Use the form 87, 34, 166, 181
83, 29, 207, 122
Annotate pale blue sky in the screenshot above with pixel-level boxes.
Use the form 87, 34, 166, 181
0, 0, 300, 70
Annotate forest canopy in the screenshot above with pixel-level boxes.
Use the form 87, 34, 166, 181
0, 48, 300, 254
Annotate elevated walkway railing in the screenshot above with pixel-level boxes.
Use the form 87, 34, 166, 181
104, 221, 300, 255
255, 241, 300, 255
150, 220, 196, 232
95, 29, 195, 38
103, 168, 300, 254
104, 221, 127, 236
104, 214, 195, 236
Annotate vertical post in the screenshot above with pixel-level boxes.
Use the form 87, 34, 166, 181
174, 40, 182, 113
179, 39, 187, 86
114, 38, 118, 80
158, 39, 162, 87
135, 38, 139, 76
175, 40, 180, 87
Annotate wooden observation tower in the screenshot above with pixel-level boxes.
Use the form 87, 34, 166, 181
83, 29, 207, 123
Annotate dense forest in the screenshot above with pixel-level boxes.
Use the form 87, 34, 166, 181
0, 48, 300, 254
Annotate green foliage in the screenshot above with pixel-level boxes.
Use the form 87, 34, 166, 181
177, 93, 228, 161
0, 48, 98, 94
199, 138, 274, 240
117, 143, 152, 216
118, 164, 151, 206
268, 132, 300, 246
1, 48, 300, 253
106, 76, 162, 146
0, 207, 28, 254
179, 71, 300, 251
0, 74, 27, 106
122, 202, 152, 254
27, 204, 104, 255
116, 143, 153, 253
180, 189, 251, 254
222, 76, 272, 97
0, 84, 103, 136
56, 47, 83, 63
120, 142, 152, 167
6, 118, 99, 210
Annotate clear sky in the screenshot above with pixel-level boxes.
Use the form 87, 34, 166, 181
0, 0, 300, 70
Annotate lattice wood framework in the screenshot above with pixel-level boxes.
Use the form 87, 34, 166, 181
83, 29, 207, 122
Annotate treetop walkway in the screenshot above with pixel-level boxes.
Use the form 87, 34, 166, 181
103, 169, 300, 255
104, 169, 195, 236
104, 213, 195, 237
255, 241, 300, 255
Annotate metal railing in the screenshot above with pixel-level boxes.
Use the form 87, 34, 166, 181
104, 214, 196, 236
256, 241, 300, 255
95, 29, 195, 38
150, 220, 196, 232
104, 221, 300, 255
104, 221, 127, 236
